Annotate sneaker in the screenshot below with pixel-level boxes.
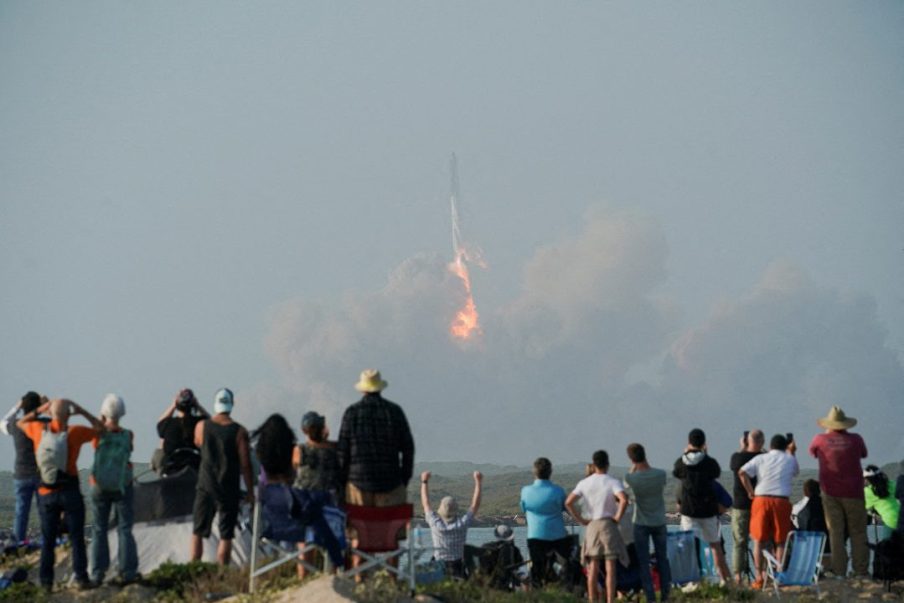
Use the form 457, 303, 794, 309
680, 582, 699, 593
75, 580, 96, 591
110, 574, 141, 587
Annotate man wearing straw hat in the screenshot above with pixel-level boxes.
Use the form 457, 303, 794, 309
338, 369, 414, 507
808, 405, 869, 577
338, 370, 415, 574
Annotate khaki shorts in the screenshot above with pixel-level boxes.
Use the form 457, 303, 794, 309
582, 519, 628, 565
345, 483, 407, 507
679, 514, 721, 544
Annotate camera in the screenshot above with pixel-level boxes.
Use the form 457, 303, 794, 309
785, 432, 794, 444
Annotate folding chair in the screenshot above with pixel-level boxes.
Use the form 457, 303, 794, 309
341, 503, 416, 591
763, 530, 826, 598
248, 481, 346, 593
666, 530, 700, 585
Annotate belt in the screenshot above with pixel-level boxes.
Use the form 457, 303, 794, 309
757, 494, 789, 499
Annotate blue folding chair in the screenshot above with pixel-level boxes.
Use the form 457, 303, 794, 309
667, 530, 700, 585
248, 478, 346, 593
762, 530, 826, 598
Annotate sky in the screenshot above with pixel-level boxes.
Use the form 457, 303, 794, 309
2, 2, 902, 472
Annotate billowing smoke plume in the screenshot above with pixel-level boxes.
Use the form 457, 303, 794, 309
258, 207, 904, 467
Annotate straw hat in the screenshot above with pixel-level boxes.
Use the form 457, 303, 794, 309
355, 369, 388, 393
817, 405, 857, 430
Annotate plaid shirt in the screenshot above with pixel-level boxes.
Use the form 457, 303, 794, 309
427, 510, 474, 561
337, 393, 415, 493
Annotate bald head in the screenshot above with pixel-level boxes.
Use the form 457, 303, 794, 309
747, 429, 765, 451
50, 399, 71, 421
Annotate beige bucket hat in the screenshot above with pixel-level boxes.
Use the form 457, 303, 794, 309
817, 405, 857, 430
354, 369, 388, 393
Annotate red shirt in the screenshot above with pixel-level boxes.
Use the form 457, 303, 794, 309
808, 431, 868, 499
23, 420, 97, 496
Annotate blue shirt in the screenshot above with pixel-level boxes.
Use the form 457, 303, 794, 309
520, 479, 567, 540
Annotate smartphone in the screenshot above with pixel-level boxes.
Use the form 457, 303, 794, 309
743, 431, 749, 445
786, 432, 794, 443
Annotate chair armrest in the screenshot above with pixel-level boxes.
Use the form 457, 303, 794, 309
762, 549, 781, 570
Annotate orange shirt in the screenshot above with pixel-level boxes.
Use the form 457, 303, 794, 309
23, 419, 97, 495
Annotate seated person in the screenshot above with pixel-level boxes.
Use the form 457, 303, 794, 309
291, 411, 341, 578
793, 479, 831, 555
471, 525, 527, 591
864, 465, 900, 535
252, 413, 343, 569
420, 470, 482, 578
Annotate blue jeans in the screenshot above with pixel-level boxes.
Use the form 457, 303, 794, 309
634, 523, 671, 602
13, 477, 39, 543
37, 486, 88, 587
89, 485, 138, 583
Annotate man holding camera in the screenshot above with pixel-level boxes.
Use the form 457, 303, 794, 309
738, 433, 799, 590
729, 429, 764, 583
155, 388, 209, 475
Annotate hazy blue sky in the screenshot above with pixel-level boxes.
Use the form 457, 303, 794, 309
2, 2, 902, 470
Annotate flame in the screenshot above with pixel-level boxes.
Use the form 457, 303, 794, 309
449, 250, 482, 340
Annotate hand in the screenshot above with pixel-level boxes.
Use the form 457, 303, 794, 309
739, 435, 747, 450
788, 441, 797, 455
473, 471, 483, 482
420, 471, 431, 483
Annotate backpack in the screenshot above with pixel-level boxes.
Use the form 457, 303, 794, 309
37, 424, 68, 486
93, 429, 131, 497
871, 531, 904, 586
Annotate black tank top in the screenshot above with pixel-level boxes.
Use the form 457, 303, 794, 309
198, 420, 241, 500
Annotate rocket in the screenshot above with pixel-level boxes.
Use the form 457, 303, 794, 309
450, 153, 463, 257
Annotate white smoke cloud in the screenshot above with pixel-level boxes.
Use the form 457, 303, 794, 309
258, 208, 904, 468
661, 259, 904, 464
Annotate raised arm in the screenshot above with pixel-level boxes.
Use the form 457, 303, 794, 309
157, 397, 178, 424
0, 401, 21, 436
70, 401, 105, 432
16, 401, 51, 431
469, 471, 483, 515
420, 471, 432, 514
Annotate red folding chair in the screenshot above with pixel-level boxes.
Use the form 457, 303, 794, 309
342, 503, 417, 590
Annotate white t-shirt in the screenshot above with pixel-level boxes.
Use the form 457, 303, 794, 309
740, 449, 799, 497
571, 473, 625, 520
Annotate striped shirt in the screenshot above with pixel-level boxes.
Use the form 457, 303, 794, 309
427, 510, 474, 561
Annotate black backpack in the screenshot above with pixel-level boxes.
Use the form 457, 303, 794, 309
871, 531, 904, 590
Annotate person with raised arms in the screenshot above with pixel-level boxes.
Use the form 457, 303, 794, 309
17, 398, 104, 593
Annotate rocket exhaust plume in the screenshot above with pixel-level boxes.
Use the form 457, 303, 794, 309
448, 154, 483, 340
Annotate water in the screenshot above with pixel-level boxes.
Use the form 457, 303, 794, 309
412, 522, 884, 574
411, 524, 734, 562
